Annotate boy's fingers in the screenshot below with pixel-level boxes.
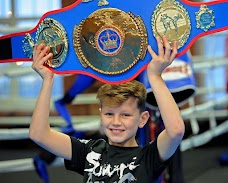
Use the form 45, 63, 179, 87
44, 53, 53, 63
147, 45, 156, 59
32, 52, 52, 70
163, 36, 171, 60
156, 36, 164, 56
37, 46, 50, 65
170, 41, 178, 61
33, 43, 44, 61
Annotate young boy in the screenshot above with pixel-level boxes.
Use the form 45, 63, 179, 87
30, 36, 185, 182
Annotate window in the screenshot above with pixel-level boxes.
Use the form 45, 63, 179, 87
204, 33, 228, 100
0, 0, 63, 99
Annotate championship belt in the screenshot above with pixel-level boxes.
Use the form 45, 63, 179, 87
0, 0, 227, 84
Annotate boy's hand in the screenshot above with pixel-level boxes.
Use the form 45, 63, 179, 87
147, 36, 177, 76
32, 43, 54, 80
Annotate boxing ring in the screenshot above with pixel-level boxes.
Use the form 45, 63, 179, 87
0, 33, 228, 174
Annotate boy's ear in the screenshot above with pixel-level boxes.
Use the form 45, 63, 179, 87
139, 111, 150, 128
99, 108, 101, 112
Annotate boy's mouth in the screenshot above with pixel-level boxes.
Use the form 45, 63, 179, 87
110, 129, 124, 134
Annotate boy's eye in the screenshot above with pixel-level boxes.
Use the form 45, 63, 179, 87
105, 113, 113, 116
122, 113, 131, 117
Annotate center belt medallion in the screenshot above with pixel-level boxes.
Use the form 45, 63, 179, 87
73, 8, 148, 75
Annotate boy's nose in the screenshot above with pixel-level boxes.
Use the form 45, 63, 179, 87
112, 116, 122, 126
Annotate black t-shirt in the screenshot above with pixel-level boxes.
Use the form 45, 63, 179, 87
65, 137, 171, 183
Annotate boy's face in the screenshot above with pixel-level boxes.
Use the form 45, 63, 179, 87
100, 97, 149, 147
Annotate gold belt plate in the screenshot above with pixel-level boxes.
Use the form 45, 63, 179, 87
152, 0, 191, 49
73, 8, 148, 75
35, 18, 68, 68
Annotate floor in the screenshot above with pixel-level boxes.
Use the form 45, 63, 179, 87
0, 132, 228, 183
182, 134, 228, 183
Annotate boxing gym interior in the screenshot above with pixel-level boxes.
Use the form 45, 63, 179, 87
0, 0, 228, 183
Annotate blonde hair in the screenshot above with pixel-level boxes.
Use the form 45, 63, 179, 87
96, 80, 146, 112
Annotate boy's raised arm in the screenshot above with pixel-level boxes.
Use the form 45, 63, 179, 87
29, 43, 72, 160
147, 36, 185, 161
